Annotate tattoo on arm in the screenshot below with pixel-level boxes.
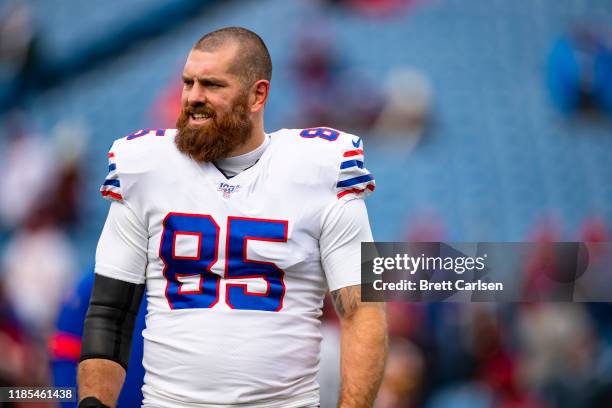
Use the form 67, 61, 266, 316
331, 285, 361, 319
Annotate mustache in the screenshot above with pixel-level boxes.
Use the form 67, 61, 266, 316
184, 104, 216, 118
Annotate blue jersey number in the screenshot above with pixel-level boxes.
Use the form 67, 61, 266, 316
299, 127, 339, 141
160, 213, 288, 311
126, 128, 167, 140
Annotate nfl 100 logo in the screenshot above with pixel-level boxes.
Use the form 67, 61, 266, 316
218, 182, 240, 198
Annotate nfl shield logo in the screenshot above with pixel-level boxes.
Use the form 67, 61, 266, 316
218, 182, 240, 199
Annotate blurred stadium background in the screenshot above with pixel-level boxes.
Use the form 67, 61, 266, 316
1, 0, 612, 407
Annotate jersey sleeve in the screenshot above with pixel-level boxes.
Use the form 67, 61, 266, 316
320, 199, 374, 291
335, 135, 375, 201
95, 201, 148, 284
100, 143, 123, 202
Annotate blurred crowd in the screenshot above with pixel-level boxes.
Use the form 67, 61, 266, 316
315, 215, 612, 408
318, 296, 612, 408
0, 112, 86, 402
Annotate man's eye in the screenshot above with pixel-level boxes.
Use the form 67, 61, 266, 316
183, 80, 193, 86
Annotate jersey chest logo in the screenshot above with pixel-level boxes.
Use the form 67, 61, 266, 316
218, 182, 241, 199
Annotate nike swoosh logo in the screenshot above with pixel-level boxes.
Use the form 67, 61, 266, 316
352, 138, 361, 148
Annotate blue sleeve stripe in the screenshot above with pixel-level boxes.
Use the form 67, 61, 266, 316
108, 163, 117, 172
103, 179, 120, 187
340, 160, 364, 170
336, 174, 374, 188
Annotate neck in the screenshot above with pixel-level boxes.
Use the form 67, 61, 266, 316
227, 127, 265, 157
226, 113, 265, 157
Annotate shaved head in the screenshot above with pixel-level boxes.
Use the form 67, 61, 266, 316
193, 27, 272, 86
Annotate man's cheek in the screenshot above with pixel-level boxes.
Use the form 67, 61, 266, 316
180, 92, 189, 107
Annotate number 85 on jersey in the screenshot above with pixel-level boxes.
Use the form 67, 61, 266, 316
160, 213, 288, 312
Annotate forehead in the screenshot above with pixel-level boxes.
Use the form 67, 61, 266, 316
183, 44, 240, 78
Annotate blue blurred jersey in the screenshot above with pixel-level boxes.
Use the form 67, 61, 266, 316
49, 270, 146, 408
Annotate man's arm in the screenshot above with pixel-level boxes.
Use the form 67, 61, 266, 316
77, 359, 125, 407
77, 200, 148, 407
331, 284, 387, 408
77, 274, 144, 407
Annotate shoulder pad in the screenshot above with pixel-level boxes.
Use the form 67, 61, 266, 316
100, 128, 176, 203
270, 127, 375, 201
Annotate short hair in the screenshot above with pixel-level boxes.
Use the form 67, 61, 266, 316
193, 27, 272, 86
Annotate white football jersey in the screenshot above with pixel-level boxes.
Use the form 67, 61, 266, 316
97, 127, 375, 407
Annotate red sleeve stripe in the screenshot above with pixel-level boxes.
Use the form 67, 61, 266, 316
101, 190, 123, 201
48, 332, 82, 361
343, 149, 364, 157
337, 183, 375, 199
108, 152, 115, 158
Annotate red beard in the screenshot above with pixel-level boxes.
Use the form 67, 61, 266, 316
175, 93, 252, 162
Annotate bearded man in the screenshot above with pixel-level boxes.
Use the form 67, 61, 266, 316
77, 27, 387, 408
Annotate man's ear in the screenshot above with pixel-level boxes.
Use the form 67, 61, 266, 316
250, 80, 270, 113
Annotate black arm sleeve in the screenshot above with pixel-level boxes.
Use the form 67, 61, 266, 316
79, 274, 145, 370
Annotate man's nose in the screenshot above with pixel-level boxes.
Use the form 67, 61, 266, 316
187, 83, 207, 105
